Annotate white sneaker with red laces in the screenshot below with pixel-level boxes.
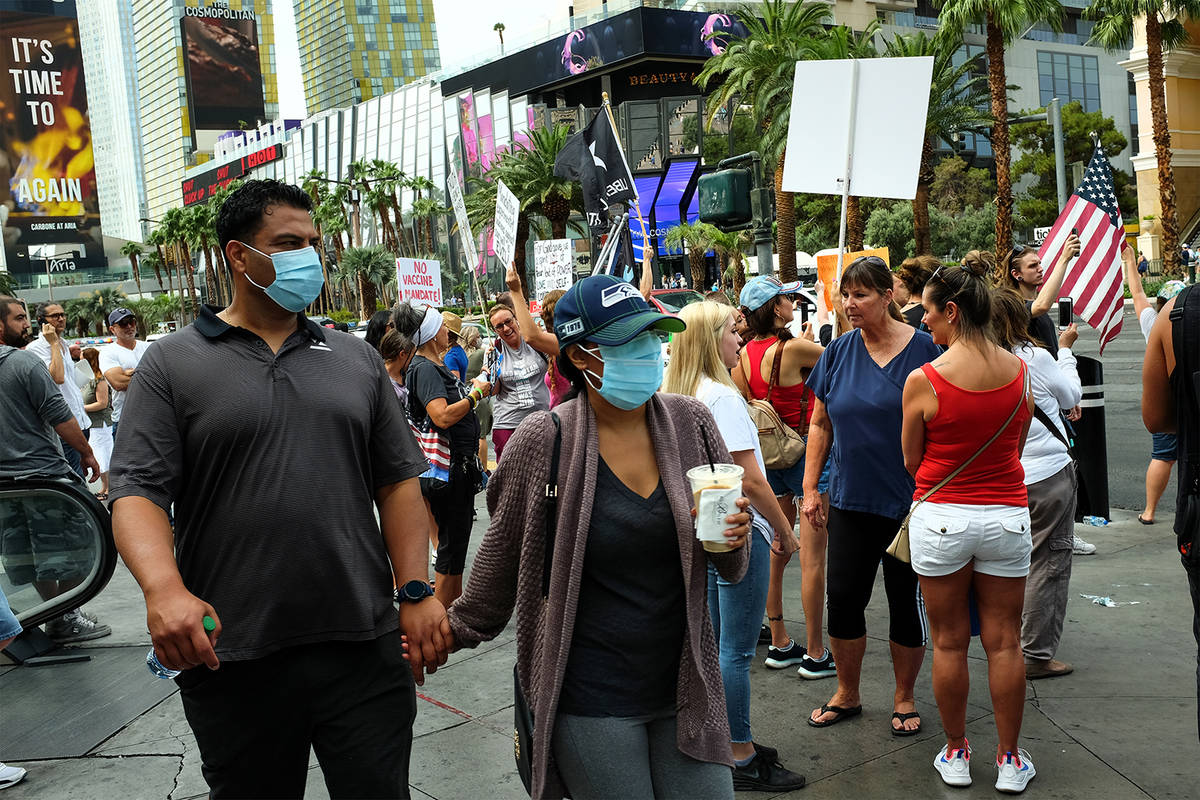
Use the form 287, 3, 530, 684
995, 749, 1036, 793
933, 740, 971, 787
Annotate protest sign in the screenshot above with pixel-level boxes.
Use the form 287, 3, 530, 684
815, 247, 889, 309
446, 176, 478, 268
534, 239, 574, 300
396, 258, 443, 306
493, 179, 520, 269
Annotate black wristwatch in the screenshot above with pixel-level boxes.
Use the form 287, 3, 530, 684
398, 579, 435, 603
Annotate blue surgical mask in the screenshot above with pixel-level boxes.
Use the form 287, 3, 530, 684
580, 332, 664, 411
239, 242, 325, 313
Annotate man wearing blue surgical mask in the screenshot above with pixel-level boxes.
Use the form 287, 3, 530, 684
109, 180, 446, 799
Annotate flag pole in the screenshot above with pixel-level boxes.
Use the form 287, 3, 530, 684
602, 92, 651, 276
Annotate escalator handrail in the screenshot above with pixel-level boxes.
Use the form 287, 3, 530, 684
0, 477, 118, 630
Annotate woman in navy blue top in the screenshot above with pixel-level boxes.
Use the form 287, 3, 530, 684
801, 256, 941, 736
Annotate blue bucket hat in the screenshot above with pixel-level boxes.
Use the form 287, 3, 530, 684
554, 275, 686, 348
739, 275, 803, 312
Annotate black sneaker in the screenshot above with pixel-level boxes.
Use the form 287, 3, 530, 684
758, 624, 772, 645
732, 755, 806, 792
764, 640, 806, 669
797, 648, 837, 680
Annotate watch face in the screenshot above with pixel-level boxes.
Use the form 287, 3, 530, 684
402, 580, 431, 601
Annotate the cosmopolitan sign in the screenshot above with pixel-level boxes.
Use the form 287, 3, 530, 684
181, 143, 283, 206
183, 3, 254, 20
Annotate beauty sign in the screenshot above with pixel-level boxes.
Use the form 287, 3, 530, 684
396, 258, 443, 306
534, 239, 573, 300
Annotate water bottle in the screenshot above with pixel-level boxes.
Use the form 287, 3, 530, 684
147, 615, 216, 679
1082, 515, 1110, 527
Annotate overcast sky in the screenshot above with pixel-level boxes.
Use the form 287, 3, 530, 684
274, 0, 563, 119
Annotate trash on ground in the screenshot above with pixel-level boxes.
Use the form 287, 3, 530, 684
1082, 515, 1110, 526
1079, 594, 1140, 607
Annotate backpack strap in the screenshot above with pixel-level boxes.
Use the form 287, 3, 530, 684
1171, 285, 1200, 470
542, 412, 562, 598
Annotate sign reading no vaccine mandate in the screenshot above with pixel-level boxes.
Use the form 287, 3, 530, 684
0, 0, 106, 274
396, 258, 443, 306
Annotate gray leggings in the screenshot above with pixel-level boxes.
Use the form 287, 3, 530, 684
551, 708, 734, 800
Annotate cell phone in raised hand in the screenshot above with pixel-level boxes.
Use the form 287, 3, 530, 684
1058, 297, 1073, 330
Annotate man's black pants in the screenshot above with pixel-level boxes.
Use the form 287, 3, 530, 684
1187, 558, 1200, 741
177, 630, 416, 799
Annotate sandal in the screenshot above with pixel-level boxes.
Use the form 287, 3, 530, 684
1138, 515, 1154, 525
807, 703, 862, 728
95, 492, 108, 501
891, 710, 921, 737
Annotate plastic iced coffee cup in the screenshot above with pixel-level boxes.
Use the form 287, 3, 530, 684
686, 464, 745, 553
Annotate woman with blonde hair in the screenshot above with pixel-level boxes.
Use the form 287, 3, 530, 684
663, 301, 806, 792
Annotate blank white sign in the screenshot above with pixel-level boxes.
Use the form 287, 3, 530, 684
781, 56, 934, 200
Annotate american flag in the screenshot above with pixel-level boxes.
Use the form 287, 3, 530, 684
1037, 147, 1126, 353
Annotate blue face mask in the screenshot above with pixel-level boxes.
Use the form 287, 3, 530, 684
239, 242, 325, 313
580, 332, 664, 411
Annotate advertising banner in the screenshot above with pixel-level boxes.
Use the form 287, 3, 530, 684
493, 179, 519, 270
181, 142, 283, 205
180, 6, 266, 132
396, 257, 443, 306
534, 239, 573, 300
0, 0, 104, 275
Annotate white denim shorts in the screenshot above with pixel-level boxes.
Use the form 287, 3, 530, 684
908, 502, 1032, 579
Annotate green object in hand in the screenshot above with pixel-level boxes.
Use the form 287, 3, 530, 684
202, 615, 216, 632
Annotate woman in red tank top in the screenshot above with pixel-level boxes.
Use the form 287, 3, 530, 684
732, 276, 834, 679
901, 252, 1038, 792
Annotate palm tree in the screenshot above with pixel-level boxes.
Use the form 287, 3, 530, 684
302, 169, 336, 312
1086, 0, 1200, 276
119, 241, 145, 298
160, 206, 197, 322
708, 227, 753, 294
147, 227, 173, 296
504, 123, 583, 240
885, 31, 992, 255
936, 0, 1065, 252
696, 0, 833, 283
337, 245, 395, 320
662, 222, 721, 289
494, 22, 505, 50
410, 197, 445, 255
805, 22, 881, 252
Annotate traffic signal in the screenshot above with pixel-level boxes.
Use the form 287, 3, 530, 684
698, 168, 752, 230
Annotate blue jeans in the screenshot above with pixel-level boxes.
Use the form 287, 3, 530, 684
59, 434, 84, 479
707, 532, 771, 743
766, 436, 830, 497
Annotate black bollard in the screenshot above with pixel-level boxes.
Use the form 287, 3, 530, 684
1073, 355, 1110, 520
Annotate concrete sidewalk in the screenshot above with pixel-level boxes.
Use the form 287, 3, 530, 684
1, 505, 1194, 799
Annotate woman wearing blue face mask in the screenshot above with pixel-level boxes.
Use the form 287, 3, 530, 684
444, 275, 756, 800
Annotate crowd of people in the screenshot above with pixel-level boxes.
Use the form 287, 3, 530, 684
2, 178, 1198, 799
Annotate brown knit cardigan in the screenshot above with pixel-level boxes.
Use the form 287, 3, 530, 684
447, 391, 749, 799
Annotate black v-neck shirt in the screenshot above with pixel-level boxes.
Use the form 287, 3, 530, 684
558, 458, 686, 716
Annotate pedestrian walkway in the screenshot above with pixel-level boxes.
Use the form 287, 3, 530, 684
1, 506, 1193, 799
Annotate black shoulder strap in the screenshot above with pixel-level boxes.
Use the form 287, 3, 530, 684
542, 412, 562, 598
1171, 285, 1200, 466
1033, 405, 1072, 453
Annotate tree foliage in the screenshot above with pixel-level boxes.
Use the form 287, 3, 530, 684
1010, 101, 1136, 227
865, 201, 996, 264
930, 155, 996, 216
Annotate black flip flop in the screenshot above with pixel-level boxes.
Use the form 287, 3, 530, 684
808, 703, 862, 728
1138, 516, 1155, 525
891, 711, 922, 737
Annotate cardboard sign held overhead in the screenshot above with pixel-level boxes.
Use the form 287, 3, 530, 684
534, 239, 574, 300
781, 57, 934, 200
396, 258, 443, 306
493, 179, 520, 269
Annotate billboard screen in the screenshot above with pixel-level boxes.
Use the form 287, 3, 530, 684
180, 8, 265, 132
0, 0, 105, 276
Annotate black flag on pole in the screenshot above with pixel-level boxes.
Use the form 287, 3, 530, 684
553, 109, 638, 230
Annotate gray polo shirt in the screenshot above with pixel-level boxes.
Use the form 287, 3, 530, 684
108, 306, 428, 661
0, 346, 74, 480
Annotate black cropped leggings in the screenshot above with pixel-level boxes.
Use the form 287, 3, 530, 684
826, 506, 927, 648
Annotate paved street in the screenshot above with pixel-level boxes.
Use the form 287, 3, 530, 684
2, 498, 1195, 799
1073, 301, 1176, 515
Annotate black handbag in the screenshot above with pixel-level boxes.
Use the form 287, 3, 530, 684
513, 412, 561, 795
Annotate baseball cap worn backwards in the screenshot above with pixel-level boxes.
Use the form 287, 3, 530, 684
554, 275, 686, 348
107, 307, 136, 326
739, 275, 803, 312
